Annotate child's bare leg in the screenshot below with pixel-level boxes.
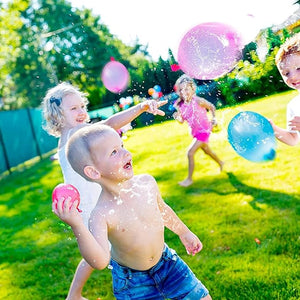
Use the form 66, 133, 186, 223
201, 143, 224, 171
179, 139, 201, 187
66, 259, 94, 300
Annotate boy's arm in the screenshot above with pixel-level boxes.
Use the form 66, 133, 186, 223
155, 182, 202, 255
52, 198, 110, 270
270, 121, 300, 146
103, 99, 168, 130
289, 116, 300, 131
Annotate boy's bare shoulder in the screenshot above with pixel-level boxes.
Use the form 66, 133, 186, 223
133, 174, 156, 184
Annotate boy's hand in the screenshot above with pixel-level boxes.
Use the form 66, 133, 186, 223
289, 116, 300, 131
179, 231, 203, 256
141, 99, 168, 116
52, 197, 82, 227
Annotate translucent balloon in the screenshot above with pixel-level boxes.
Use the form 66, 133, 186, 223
152, 92, 159, 99
178, 22, 242, 80
227, 111, 276, 162
148, 88, 155, 96
101, 61, 129, 93
52, 183, 82, 212
153, 85, 161, 92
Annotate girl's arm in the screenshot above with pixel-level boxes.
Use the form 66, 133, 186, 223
52, 198, 110, 270
64, 100, 168, 145
172, 99, 184, 123
103, 99, 168, 130
173, 111, 184, 123
196, 96, 217, 125
196, 97, 216, 116
63, 100, 167, 144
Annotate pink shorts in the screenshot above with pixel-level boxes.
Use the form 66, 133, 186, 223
193, 131, 210, 143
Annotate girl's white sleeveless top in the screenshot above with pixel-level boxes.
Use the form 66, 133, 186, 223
58, 144, 102, 228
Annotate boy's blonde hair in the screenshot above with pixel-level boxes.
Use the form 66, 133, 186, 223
66, 124, 113, 181
275, 33, 300, 67
42, 82, 89, 137
175, 74, 196, 93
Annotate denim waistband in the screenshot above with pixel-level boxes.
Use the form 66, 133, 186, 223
109, 244, 176, 277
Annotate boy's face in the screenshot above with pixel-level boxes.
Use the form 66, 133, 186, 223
91, 129, 133, 182
61, 94, 88, 129
278, 53, 300, 90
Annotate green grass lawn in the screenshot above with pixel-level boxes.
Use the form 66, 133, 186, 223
1, 91, 299, 300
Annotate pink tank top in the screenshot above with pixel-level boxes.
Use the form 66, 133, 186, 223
178, 97, 212, 138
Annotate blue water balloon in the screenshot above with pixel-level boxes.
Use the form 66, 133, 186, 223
227, 111, 277, 162
153, 85, 161, 92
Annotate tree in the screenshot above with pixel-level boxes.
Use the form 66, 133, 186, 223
2, 0, 153, 110
1, 0, 181, 111
11, 0, 116, 108
0, 0, 28, 109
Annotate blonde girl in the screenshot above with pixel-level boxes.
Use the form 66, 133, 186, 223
42, 82, 167, 300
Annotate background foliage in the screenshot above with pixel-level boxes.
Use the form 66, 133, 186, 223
0, 0, 297, 111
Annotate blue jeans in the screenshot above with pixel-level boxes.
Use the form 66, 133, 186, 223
109, 244, 209, 300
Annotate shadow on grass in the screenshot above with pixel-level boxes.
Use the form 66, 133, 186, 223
226, 172, 300, 214
154, 169, 300, 215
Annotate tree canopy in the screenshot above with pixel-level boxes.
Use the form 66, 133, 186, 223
0, 0, 298, 111
0, 0, 167, 110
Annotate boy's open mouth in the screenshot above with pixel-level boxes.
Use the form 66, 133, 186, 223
124, 160, 132, 169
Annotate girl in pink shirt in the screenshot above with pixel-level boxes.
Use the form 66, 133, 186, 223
173, 75, 224, 187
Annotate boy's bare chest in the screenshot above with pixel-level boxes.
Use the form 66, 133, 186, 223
106, 194, 162, 232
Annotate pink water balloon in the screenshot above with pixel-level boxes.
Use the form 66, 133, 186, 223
52, 183, 82, 212
101, 61, 129, 93
178, 22, 243, 80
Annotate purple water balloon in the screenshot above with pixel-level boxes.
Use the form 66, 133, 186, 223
178, 22, 243, 80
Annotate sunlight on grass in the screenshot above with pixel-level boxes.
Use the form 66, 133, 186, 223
0, 204, 16, 217
14, 219, 61, 247
0, 263, 13, 298
1, 91, 299, 299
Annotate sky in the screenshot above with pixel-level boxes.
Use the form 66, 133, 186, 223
70, 0, 298, 61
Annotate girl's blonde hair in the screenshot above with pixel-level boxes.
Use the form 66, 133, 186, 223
175, 75, 197, 105
275, 33, 300, 67
42, 82, 89, 137
175, 74, 196, 92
